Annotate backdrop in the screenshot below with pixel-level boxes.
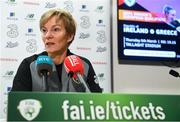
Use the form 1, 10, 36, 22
0, 0, 111, 120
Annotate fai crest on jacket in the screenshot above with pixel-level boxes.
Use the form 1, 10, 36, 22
17, 99, 42, 121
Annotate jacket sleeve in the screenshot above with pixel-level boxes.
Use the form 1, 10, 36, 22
86, 60, 103, 93
11, 59, 32, 91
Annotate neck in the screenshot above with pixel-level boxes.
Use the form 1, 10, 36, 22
48, 50, 67, 65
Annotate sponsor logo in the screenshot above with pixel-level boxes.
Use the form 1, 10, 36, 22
94, 75, 99, 84
96, 46, 107, 53
79, 32, 90, 39
9, 0, 15, 2
64, 0, 74, 13
0, 58, 18, 62
96, 19, 106, 27
6, 0, 17, 5
28, 28, 33, 33
17, 99, 42, 121
10, 12, 15, 17
7, 87, 12, 92
23, 1, 40, 6
25, 13, 36, 21
98, 73, 104, 80
4, 87, 12, 95
25, 28, 36, 36
7, 24, 19, 38
97, 73, 105, 82
80, 16, 91, 29
124, 0, 136, 7
80, 4, 89, 12
76, 47, 91, 51
95, 6, 104, 13
7, 12, 18, 20
96, 30, 106, 43
92, 61, 107, 65
45, 2, 56, 8
3, 87, 11, 114
6, 41, 19, 48
2, 70, 14, 78
3, 100, 8, 114
2, 70, 15, 80
26, 39, 37, 53
82, 5, 86, 9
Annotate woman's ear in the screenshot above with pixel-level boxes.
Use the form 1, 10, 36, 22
67, 34, 74, 43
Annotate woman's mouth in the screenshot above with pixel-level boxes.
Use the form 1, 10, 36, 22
46, 42, 55, 46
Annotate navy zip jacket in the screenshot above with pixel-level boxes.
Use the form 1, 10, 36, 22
11, 49, 102, 92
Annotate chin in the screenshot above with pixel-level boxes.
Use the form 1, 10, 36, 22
46, 50, 55, 54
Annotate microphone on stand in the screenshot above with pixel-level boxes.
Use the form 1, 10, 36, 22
36, 55, 53, 91
64, 55, 91, 92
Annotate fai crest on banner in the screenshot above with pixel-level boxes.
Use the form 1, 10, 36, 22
124, 0, 136, 7
17, 99, 42, 121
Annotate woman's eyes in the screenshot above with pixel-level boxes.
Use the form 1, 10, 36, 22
53, 28, 61, 32
41, 28, 47, 33
41, 27, 61, 34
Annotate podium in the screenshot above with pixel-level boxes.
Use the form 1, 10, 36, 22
7, 92, 180, 121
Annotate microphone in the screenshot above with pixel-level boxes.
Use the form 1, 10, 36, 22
36, 55, 53, 91
169, 69, 180, 78
64, 55, 91, 92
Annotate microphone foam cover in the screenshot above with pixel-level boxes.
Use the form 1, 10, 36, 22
36, 55, 53, 76
64, 55, 84, 78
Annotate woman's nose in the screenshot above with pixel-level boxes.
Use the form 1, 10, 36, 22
44, 30, 53, 38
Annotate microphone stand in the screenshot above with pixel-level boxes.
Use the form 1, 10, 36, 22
41, 70, 49, 91
77, 73, 91, 92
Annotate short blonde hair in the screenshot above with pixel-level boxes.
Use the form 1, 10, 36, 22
40, 9, 76, 42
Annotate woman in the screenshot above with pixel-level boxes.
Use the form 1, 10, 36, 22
11, 9, 102, 92
163, 5, 180, 29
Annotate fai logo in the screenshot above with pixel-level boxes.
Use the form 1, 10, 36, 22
17, 99, 42, 121
124, 0, 136, 7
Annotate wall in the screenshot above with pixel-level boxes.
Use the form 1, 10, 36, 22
112, 0, 180, 94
